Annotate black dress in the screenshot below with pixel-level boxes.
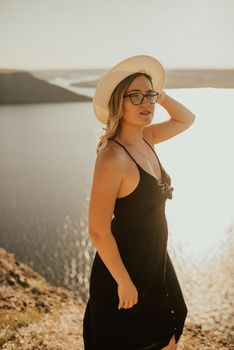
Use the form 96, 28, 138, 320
83, 137, 188, 350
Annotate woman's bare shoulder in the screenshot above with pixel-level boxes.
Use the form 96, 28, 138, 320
97, 139, 126, 163
95, 139, 127, 175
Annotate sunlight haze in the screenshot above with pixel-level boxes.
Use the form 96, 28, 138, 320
0, 0, 233, 69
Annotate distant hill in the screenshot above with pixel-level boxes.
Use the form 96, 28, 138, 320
164, 69, 234, 88
71, 69, 234, 89
0, 70, 92, 104
1, 68, 233, 105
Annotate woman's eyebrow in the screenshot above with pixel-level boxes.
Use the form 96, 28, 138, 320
127, 89, 155, 92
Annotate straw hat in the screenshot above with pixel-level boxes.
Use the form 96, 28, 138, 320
93, 54, 165, 124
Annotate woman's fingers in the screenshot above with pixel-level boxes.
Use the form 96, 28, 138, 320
118, 299, 137, 309
118, 299, 123, 309
117, 280, 138, 309
123, 301, 130, 308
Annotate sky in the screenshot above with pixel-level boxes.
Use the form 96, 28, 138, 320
0, 0, 234, 70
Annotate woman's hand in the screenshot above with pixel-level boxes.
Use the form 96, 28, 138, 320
157, 90, 166, 104
117, 278, 138, 310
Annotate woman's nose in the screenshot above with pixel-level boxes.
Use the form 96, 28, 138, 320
142, 95, 150, 104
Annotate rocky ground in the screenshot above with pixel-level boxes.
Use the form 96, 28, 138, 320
0, 247, 232, 350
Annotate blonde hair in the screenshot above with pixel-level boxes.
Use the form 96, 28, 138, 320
96, 72, 153, 153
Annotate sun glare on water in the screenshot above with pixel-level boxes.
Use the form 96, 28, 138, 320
154, 88, 234, 263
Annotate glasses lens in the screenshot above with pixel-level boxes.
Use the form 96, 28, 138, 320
147, 93, 158, 104
130, 93, 158, 105
131, 93, 143, 104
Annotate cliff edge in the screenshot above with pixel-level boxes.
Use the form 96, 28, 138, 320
0, 247, 230, 349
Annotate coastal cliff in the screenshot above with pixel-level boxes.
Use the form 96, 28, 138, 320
0, 247, 230, 349
0, 70, 92, 104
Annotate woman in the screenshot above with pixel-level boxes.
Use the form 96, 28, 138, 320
83, 55, 195, 350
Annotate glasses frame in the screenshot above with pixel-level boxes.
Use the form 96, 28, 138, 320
123, 91, 159, 105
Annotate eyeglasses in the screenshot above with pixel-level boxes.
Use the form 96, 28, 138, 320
123, 92, 159, 105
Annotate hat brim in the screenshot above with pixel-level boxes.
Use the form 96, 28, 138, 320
93, 54, 165, 124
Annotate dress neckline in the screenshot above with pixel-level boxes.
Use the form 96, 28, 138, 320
109, 137, 164, 183
142, 138, 164, 183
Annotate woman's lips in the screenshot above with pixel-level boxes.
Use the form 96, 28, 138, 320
139, 111, 151, 115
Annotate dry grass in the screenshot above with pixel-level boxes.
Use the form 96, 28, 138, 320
0, 300, 84, 350
177, 339, 201, 350
26, 277, 49, 293
0, 309, 43, 347
0, 247, 231, 350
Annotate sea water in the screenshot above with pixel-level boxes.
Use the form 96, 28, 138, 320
0, 88, 233, 343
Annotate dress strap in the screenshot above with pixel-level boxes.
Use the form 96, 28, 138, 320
142, 137, 156, 155
108, 138, 140, 168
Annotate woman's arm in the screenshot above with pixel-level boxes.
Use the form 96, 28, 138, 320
158, 90, 195, 124
144, 90, 196, 144
88, 144, 131, 286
